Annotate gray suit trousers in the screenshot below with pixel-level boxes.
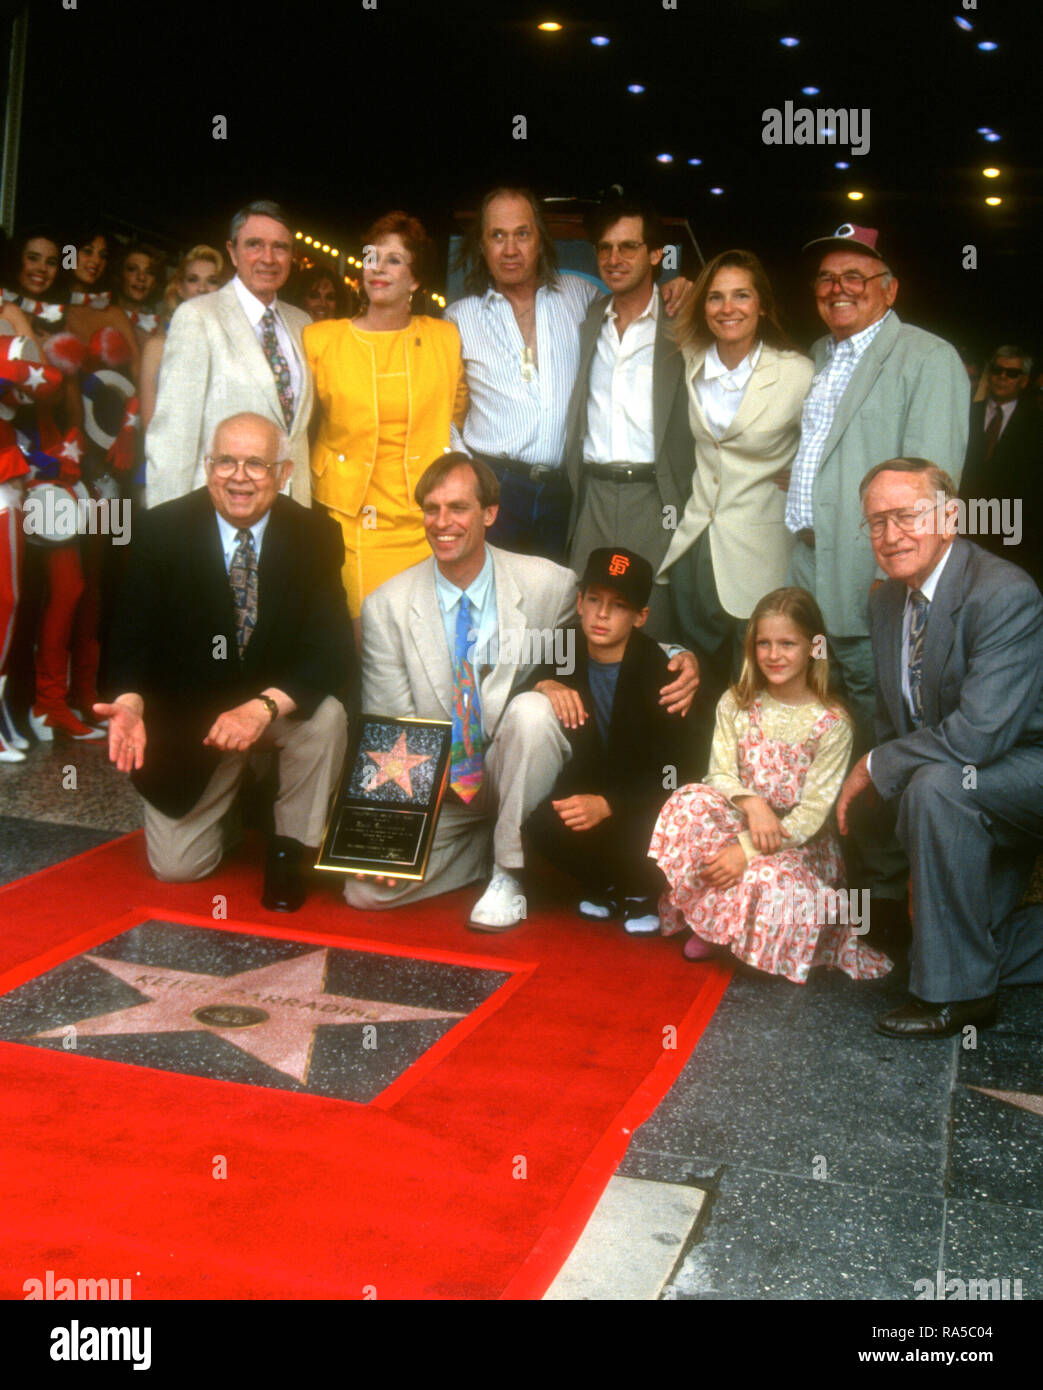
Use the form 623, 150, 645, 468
897, 749, 1043, 1000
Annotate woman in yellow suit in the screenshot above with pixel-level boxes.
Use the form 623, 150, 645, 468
303, 211, 467, 626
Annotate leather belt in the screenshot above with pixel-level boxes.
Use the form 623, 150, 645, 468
477, 454, 565, 485
797, 529, 816, 549
585, 462, 657, 482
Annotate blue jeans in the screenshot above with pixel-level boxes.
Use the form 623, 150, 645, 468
480, 460, 571, 564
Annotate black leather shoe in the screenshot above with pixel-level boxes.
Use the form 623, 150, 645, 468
876, 994, 998, 1039
261, 836, 308, 912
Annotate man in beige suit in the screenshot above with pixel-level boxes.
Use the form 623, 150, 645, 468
346, 453, 699, 929
145, 200, 314, 507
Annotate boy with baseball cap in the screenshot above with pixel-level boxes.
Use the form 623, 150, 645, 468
524, 546, 692, 933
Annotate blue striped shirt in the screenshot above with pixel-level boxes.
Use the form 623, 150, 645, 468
446, 274, 600, 467
785, 310, 892, 532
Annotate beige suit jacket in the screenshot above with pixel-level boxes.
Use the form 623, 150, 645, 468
360, 545, 577, 737
658, 343, 813, 619
144, 281, 315, 507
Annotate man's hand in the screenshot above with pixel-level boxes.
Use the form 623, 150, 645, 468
659, 650, 699, 715
353, 873, 398, 887
203, 700, 271, 753
95, 698, 146, 773
837, 753, 873, 836
535, 678, 587, 729
703, 842, 747, 889
660, 276, 694, 317
735, 794, 790, 853
553, 794, 611, 832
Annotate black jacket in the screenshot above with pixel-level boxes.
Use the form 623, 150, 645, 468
534, 626, 694, 827
961, 397, 1043, 583
103, 489, 355, 817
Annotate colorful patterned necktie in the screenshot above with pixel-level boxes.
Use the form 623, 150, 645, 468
229, 528, 258, 655
260, 307, 295, 429
450, 594, 483, 801
907, 589, 928, 726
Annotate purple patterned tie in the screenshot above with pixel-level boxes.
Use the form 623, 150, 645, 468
260, 308, 294, 429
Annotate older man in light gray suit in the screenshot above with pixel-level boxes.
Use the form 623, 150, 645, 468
347, 453, 698, 930
837, 459, 1043, 1039
785, 224, 969, 741
145, 200, 314, 508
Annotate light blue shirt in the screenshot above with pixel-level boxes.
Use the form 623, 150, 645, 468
434, 550, 498, 729
786, 310, 892, 532
446, 273, 599, 466
214, 509, 271, 572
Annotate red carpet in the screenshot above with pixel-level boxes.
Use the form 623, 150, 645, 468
0, 833, 729, 1300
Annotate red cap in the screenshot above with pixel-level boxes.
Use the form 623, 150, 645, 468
802, 223, 888, 263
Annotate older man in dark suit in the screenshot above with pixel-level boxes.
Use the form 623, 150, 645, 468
837, 458, 1043, 1037
97, 413, 354, 911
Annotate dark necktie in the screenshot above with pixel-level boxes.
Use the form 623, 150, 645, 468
907, 589, 928, 727
229, 528, 258, 655
983, 403, 1003, 463
450, 594, 483, 801
260, 307, 295, 429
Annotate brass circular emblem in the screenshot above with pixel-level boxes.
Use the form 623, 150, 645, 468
193, 1004, 269, 1029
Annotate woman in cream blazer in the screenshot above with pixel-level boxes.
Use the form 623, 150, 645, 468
658, 250, 813, 689
304, 212, 467, 624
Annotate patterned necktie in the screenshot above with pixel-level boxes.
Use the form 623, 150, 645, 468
907, 589, 928, 727
260, 308, 294, 428
983, 403, 1003, 463
229, 528, 258, 655
450, 594, 483, 801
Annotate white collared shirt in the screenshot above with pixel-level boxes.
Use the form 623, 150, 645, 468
582, 286, 659, 463
231, 276, 303, 411
695, 340, 763, 438
446, 273, 600, 466
214, 507, 272, 572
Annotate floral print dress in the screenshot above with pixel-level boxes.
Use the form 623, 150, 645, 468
650, 689, 891, 984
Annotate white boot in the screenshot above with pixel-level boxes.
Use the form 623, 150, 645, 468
469, 867, 527, 932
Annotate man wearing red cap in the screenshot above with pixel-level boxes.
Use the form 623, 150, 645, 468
785, 224, 968, 750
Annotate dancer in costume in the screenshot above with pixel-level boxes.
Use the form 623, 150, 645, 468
139, 244, 224, 430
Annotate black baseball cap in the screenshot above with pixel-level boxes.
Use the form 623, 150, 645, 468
579, 547, 654, 609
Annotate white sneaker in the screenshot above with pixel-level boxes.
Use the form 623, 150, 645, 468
469, 869, 527, 932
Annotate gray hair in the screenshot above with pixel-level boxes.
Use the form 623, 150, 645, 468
207, 413, 290, 463
859, 457, 957, 504
990, 344, 1033, 376
227, 200, 294, 247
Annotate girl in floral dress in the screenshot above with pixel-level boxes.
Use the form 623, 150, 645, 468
650, 587, 891, 984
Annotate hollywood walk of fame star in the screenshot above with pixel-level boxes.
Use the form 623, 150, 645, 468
365, 731, 430, 796
31, 948, 464, 1084
966, 1085, 1043, 1118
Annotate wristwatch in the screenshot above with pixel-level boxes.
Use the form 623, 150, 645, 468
256, 694, 279, 723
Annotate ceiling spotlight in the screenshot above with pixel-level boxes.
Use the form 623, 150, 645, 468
295, 231, 303, 239
802, 86, 820, 95
656, 153, 674, 163
984, 132, 1002, 142
304, 236, 313, 244
591, 35, 610, 46
627, 83, 645, 94
977, 40, 998, 51
687, 157, 703, 166
538, 21, 563, 32
847, 191, 865, 201
779, 37, 800, 48
321, 244, 330, 253
954, 17, 973, 31
982, 168, 1000, 178
835, 161, 850, 170
709, 187, 724, 196
985, 196, 1002, 206
976, 126, 993, 134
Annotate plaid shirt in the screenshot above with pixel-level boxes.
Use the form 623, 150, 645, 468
785, 311, 892, 532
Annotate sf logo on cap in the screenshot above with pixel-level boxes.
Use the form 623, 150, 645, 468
608, 553, 630, 577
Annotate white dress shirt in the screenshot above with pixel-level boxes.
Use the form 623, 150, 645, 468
695, 340, 762, 438
446, 273, 599, 466
582, 286, 659, 463
231, 276, 304, 413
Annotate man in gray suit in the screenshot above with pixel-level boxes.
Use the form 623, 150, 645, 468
563, 199, 694, 639
837, 458, 1043, 1038
146, 200, 314, 508
346, 453, 698, 929
785, 224, 969, 741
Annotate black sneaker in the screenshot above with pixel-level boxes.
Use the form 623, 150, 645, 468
578, 892, 618, 920
623, 897, 660, 935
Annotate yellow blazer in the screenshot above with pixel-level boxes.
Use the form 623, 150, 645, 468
303, 315, 468, 518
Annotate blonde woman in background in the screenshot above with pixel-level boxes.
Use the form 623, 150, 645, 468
139, 245, 224, 430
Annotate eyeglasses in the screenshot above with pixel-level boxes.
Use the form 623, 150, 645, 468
595, 240, 646, 259
860, 504, 934, 538
207, 455, 280, 480
813, 270, 889, 295
989, 365, 1026, 379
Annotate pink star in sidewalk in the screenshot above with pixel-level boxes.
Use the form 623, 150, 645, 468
365, 731, 430, 795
